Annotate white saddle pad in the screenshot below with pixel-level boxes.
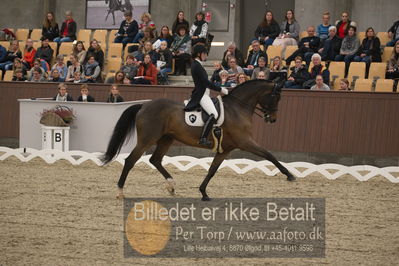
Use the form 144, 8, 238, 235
184, 95, 225, 127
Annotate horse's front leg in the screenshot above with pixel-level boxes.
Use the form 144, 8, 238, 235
199, 150, 231, 201
240, 140, 296, 181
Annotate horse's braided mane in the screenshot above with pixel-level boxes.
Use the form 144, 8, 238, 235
229, 79, 274, 92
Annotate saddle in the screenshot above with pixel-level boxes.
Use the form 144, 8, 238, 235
184, 95, 225, 127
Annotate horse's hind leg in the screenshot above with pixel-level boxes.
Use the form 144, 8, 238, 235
200, 150, 231, 201
240, 140, 296, 181
149, 136, 175, 195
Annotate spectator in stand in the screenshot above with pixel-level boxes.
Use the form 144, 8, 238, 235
139, 27, 156, 47
311, 74, 330, 90
285, 26, 320, 66
72, 71, 82, 83
387, 19, 399, 47
107, 84, 124, 103
51, 55, 68, 80
335, 12, 356, 39
77, 84, 95, 102
334, 26, 360, 75
132, 53, 157, 85
221, 42, 244, 69
85, 39, 104, 70
30, 68, 47, 82
65, 54, 83, 82
35, 38, 53, 71
106, 70, 125, 84
386, 41, 399, 80
0, 40, 21, 74
12, 69, 26, 81
257, 71, 267, 80
317, 26, 342, 61
227, 57, 244, 83
317, 12, 331, 41
155, 41, 172, 84
339, 78, 351, 91
272, 9, 300, 58
210, 61, 223, 84
156, 26, 174, 48
284, 56, 310, 89
133, 12, 156, 43
255, 11, 280, 49
82, 56, 101, 83
269, 56, 287, 81
244, 40, 267, 76
133, 41, 156, 63
22, 39, 36, 69
121, 55, 138, 81
53, 11, 76, 44
190, 11, 208, 47
170, 25, 191, 76
53, 83, 73, 101
354, 27, 382, 65
28, 59, 47, 80
41, 12, 59, 41
251, 56, 270, 80
214, 70, 232, 88
236, 73, 249, 85
304, 53, 330, 89
12, 58, 27, 78
72, 41, 86, 65
172, 11, 189, 35
48, 68, 64, 82
114, 10, 138, 47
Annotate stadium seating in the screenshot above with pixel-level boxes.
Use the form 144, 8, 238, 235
353, 79, 373, 91
107, 43, 123, 59
357, 32, 366, 42
48, 42, 57, 53
368, 62, 387, 80
15, 29, 29, 41
107, 57, 122, 73
246, 44, 265, 58
93, 30, 107, 48
104, 72, 114, 82
347, 62, 366, 82
3, 71, 14, 81
0, 41, 10, 48
328, 62, 345, 84
382, 47, 394, 63
284, 45, 297, 60
376, 32, 390, 46
375, 79, 394, 92
332, 79, 342, 90
32, 41, 41, 50
77, 29, 91, 44
266, 45, 282, 64
30, 29, 42, 41
108, 30, 119, 46
308, 61, 326, 72
299, 31, 308, 39
58, 42, 74, 57
19, 41, 26, 50
124, 43, 139, 57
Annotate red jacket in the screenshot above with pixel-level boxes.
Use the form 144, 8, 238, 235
137, 63, 158, 85
24, 48, 36, 68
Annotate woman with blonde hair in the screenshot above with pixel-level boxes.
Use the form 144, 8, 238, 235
236, 73, 248, 85
72, 41, 86, 64
133, 12, 156, 43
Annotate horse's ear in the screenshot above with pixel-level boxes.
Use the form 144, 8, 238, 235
273, 76, 285, 93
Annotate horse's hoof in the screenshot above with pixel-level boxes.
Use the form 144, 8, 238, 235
165, 179, 176, 196
201, 196, 212, 201
286, 174, 296, 182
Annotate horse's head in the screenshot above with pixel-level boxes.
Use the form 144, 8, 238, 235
258, 81, 283, 123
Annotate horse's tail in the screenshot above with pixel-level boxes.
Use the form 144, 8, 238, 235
100, 104, 143, 165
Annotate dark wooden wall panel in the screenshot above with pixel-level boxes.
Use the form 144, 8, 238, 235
1, 81, 398, 156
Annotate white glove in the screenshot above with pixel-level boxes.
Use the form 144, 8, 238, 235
221, 88, 229, 95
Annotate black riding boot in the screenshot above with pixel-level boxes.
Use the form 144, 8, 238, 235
199, 114, 216, 147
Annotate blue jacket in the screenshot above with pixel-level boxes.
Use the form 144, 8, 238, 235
0, 45, 7, 63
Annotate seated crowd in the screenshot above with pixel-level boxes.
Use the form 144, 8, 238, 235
0, 8, 398, 92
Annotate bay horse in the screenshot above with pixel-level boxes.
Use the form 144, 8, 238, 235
101, 80, 296, 200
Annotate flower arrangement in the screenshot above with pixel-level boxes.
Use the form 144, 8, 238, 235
40, 105, 76, 127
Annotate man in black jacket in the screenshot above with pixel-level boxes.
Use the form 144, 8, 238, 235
185, 45, 228, 146
387, 19, 399, 47
244, 40, 267, 76
35, 38, 53, 67
221, 41, 244, 69
285, 26, 320, 65
284, 56, 310, 89
318, 26, 342, 61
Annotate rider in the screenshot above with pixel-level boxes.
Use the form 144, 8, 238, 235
184, 44, 229, 146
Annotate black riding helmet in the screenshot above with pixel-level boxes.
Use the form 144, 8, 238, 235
192, 44, 207, 59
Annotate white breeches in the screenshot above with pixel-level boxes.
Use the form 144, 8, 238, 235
200, 89, 218, 119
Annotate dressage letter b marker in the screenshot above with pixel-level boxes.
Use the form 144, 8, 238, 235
55, 133, 62, 142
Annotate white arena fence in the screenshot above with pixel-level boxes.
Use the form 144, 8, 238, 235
0, 147, 398, 183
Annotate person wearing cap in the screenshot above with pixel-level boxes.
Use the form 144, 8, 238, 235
184, 45, 229, 147
114, 10, 139, 47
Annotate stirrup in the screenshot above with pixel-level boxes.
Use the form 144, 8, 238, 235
199, 137, 212, 147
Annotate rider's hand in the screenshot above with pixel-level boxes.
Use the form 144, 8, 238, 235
221, 88, 229, 95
